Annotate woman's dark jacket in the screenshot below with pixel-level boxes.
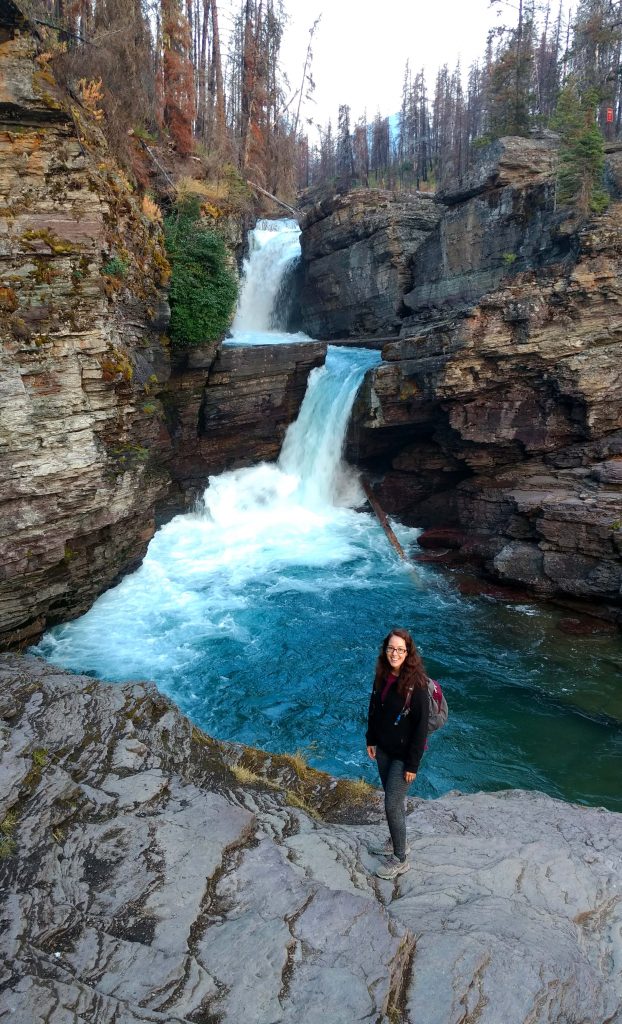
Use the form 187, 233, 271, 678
366, 678, 429, 773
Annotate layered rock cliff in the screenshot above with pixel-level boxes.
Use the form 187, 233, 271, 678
0, 18, 324, 648
167, 340, 326, 498
292, 188, 440, 339
0, 25, 173, 648
2, 654, 621, 1024
287, 140, 622, 620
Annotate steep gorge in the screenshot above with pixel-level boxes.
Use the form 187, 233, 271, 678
2, 11, 621, 646
0, 18, 319, 648
293, 139, 622, 622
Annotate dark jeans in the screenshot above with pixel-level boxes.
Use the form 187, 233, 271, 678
375, 746, 411, 861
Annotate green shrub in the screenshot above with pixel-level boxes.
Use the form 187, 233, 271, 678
102, 255, 128, 278
163, 199, 238, 347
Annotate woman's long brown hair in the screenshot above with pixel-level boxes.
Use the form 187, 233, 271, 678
373, 627, 428, 697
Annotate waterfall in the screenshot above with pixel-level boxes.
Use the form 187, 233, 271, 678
32, 217, 424, 785
34, 344, 391, 687
278, 347, 374, 508
30, 216, 622, 809
33, 205, 386, 679
200, 345, 379, 527
230, 218, 308, 345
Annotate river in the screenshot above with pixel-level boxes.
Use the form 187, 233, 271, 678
33, 219, 622, 812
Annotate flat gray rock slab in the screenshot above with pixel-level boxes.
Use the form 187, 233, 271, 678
1, 654, 621, 1024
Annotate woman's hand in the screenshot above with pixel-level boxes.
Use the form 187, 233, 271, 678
404, 771, 416, 783
367, 745, 376, 760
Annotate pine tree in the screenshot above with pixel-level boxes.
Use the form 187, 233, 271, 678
552, 82, 608, 215
336, 104, 355, 180
486, 1, 537, 137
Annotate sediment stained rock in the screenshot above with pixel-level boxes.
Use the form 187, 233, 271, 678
0, 28, 173, 648
343, 142, 622, 619
294, 188, 440, 339
1, 655, 620, 1023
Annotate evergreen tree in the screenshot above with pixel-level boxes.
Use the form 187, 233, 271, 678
486, 1, 537, 137
336, 104, 355, 180
352, 114, 370, 185
552, 83, 609, 215
570, 0, 622, 133
370, 113, 391, 186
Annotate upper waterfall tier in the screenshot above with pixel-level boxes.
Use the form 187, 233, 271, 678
230, 218, 308, 344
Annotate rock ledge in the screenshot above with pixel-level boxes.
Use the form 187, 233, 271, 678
1, 655, 621, 1023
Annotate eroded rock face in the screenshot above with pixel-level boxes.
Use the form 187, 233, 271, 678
344, 142, 622, 619
1, 655, 621, 1023
0, 25, 324, 645
0, 28, 174, 648
166, 340, 326, 498
293, 188, 440, 339
403, 137, 569, 318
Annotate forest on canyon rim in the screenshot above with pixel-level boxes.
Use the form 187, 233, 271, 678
17, 0, 622, 210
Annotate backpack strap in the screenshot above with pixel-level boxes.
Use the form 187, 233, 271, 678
403, 680, 441, 711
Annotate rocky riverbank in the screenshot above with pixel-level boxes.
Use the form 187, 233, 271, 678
1, 654, 621, 1024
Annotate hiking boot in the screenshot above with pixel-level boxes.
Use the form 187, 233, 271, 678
376, 855, 411, 880
368, 838, 411, 858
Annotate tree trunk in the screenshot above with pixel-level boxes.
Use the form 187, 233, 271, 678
211, 0, 226, 141
196, 0, 210, 139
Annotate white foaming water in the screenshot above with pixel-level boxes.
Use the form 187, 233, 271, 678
279, 347, 371, 508
34, 345, 417, 685
230, 217, 310, 345
31, 211, 622, 811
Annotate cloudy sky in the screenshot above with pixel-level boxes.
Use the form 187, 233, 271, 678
280, 0, 514, 129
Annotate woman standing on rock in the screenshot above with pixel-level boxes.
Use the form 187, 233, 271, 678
366, 628, 429, 879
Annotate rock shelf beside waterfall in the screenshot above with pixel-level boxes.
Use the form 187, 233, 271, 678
1, 654, 621, 1024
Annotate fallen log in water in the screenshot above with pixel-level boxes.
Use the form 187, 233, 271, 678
361, 478, 407, 561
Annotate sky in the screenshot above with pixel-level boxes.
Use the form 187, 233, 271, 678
279, 0, 512, 129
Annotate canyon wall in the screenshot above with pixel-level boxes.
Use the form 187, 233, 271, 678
0, 19, 321, 648
166, 340, 326, 499
296, 140, 622, 620
292, 188, 440, 339
0, 26, 174, 648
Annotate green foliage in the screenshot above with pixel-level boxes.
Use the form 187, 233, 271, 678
164, 202, 238, 347
132, 124, 158, 144
486, 16, 536, 139
0, 808, 18, 858
102, 255, 129, 278
552, 84, 609, 217
502, 252, 518, 265
471, 135, 494, 150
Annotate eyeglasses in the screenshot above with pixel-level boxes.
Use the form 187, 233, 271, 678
386, 646, 407, 655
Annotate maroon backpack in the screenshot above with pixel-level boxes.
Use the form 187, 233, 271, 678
403, 678, 448, 734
